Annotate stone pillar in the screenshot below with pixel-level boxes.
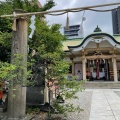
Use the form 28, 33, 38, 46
44, 85, 49, 103
82, 58, 86, 80
113, 57, 118, 82
72, 62, 75, 75
8, 10, 28, 119
44, 68, 49, 103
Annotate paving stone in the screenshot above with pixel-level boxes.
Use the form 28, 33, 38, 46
89, 89, 120, 120
1, 89, 120, 120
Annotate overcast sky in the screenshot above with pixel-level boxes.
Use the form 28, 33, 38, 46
39, 0, 120, 36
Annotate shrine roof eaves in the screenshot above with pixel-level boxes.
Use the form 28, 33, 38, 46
68, 32, 120, 49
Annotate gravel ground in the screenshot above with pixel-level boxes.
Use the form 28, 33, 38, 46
0, 110, 7, 120
66, 91, 93, 120
0, 91, 93, 120
1, 90, 120, 120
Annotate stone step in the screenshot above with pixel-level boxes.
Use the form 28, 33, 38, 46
82, 81, 120, 88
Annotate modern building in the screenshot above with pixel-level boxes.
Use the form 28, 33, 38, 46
64, 24, 80, 38
63, 26, 120, 82
112, 6, 120, 34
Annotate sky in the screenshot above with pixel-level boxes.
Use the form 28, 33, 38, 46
39, 0, 120, 36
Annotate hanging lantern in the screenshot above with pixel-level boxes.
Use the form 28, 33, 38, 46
103, 59, 105, 63
89, 60, 91, 65
96, 59, 98, 62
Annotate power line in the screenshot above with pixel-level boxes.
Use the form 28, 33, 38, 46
0, 2, 120, 18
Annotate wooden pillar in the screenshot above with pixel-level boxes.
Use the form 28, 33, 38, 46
8, 10, 28, 119
82, 58, 86, 80
113, 57, 118, 82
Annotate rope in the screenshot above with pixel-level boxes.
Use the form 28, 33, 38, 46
46, 7, 117, 16
47, 11, 67, 16
88, 8, 117, 12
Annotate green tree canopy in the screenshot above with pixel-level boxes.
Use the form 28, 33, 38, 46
0, 0, 83, 118
0, 0, 55, 61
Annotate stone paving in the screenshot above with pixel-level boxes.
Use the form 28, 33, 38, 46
89, 89, 120, 120
67, 89, 120, 120
67, 91, 92, 120
1, 89, 120, 120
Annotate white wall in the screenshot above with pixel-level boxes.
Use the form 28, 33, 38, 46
74, 63, 83, 80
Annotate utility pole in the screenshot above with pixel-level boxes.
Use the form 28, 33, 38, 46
7, 10, 28, 120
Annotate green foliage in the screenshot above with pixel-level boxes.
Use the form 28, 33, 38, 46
0, 0, 84, 118
0, 0, 55, 61
28, 17, 84, 116
0, 18, 12, 33
29, 20, 65, 54
52, 102, 83, 117
0, 32, 12, 62
0, 0, 55, 14
50, 79, 84, 117
40, 0, 55, 11
0, 61, 16, 81
0, 54, 32, 86
26, 107, 39, 114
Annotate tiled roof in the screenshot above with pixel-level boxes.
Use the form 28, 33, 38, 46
62, 33, 120, 51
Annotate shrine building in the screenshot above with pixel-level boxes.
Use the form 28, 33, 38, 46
63, 26, 120, 82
